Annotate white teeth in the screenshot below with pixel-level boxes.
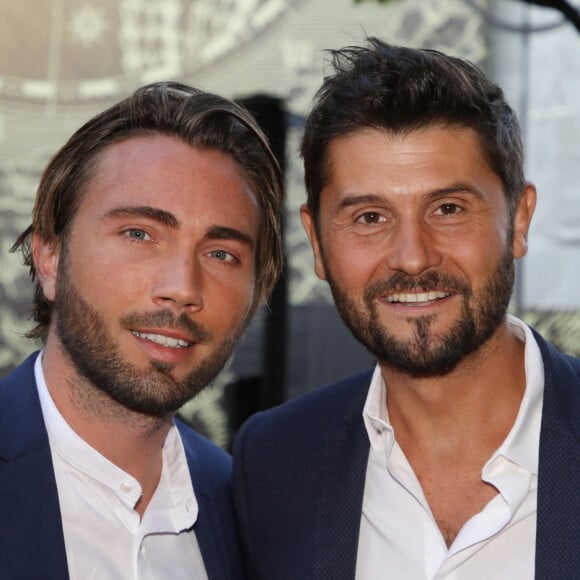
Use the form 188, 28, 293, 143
132, 331, 191, 348
386, 291, 451, 304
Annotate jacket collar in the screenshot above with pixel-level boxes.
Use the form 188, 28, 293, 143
311, 370, 372, 579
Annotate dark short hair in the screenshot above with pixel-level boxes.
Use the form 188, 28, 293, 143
12, 82, 284, 341
301, 37, 525, 229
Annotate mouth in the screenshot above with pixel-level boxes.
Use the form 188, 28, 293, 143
131, 330, 193, 349
385, 290, 453, 306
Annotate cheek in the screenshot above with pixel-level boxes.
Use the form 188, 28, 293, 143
323, 241, 381, 291
203, 272, 256, 324
68, 248, 146, 304
445, 236, 506, 288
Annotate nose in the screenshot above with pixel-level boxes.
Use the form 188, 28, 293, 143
152, 251, 204, 311
385, 218, 440, 276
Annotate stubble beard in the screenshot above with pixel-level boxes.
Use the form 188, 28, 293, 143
53, 252, 245, 419
322, 245, 515, 377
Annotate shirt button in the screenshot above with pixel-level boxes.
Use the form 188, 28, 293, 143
120, 481, 132, 493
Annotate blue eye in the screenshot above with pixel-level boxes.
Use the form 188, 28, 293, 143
210, 249, 235, 262
127, 229, 148, 240
125, 229, 151, 240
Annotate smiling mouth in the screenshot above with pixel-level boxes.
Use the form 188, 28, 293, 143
386, 291, 453, 305
131, 331, 193, 348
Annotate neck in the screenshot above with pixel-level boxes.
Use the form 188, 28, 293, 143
381, 320, 527, 456
40, 337, 174, 515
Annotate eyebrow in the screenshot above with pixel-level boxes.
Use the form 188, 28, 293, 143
104, 206, 179, 228
336, 194, 386, 212
335, 182, 484, 212
205, 225, 255, 248
428, 182, 485, 200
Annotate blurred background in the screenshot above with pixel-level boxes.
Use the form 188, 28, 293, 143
1, 0, 579, 449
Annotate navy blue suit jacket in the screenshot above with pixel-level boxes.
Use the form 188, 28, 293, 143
233, 330, 580, 579
0, 352, 245, 580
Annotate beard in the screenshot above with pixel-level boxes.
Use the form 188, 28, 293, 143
323, 245, 515, 377
54, 254, 244, 418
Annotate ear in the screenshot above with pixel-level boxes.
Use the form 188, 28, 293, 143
32, 233, 60, 302
512, 183, 537, 260
300, 204, 327, 281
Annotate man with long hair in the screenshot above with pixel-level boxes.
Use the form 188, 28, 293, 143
1, 82, 283, 579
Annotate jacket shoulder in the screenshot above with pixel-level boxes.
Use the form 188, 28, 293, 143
0, 352, 46, 458
232, 370, 372, 580
234, 368, 373, 454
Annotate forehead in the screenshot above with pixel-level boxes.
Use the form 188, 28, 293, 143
322, 126, 500, 199
90, 134, 250, 192
77, 134, 260, 223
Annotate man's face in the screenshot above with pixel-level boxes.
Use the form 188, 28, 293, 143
301, 127, 535, 376
40, 135, 260, 416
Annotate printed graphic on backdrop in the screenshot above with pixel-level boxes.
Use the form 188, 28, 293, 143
0, 0, 293, 103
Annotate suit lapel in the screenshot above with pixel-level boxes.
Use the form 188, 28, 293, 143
194, 487, 232, 580
312, 372, 371, 579
534, 333, 580, 579
0, 353, 69, 580
178, 422, 241, 580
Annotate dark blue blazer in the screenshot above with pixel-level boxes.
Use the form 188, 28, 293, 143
0, 352, 245, 580
233, 331, 580, 579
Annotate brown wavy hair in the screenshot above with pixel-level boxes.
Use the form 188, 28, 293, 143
12, 82, 284, 342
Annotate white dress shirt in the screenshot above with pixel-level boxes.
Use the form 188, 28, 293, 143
356, 316, 544, 579
35, 354, 209, 580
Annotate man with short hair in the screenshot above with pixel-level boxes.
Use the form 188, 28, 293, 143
0, 82, 283, 580
233, 39, 580, 579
